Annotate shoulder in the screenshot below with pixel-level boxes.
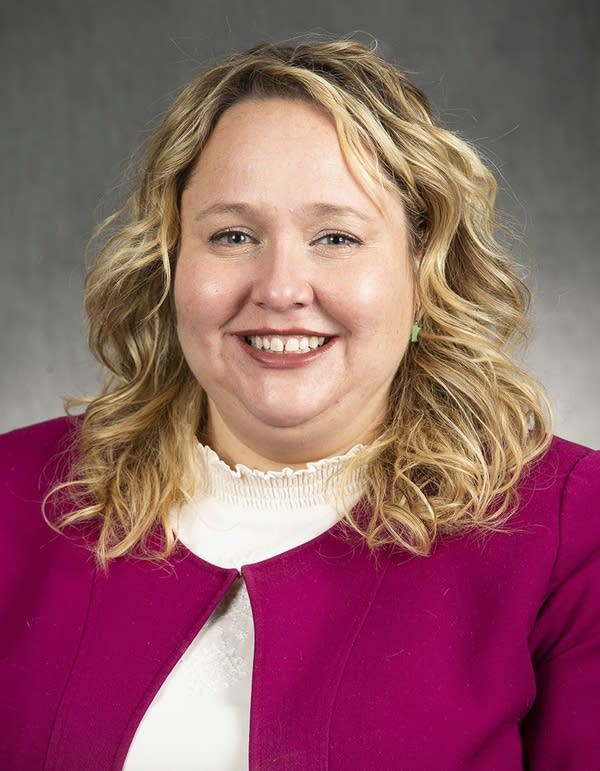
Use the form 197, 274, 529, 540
1, 414, 81, 475
1, 416, 94, 635
528, 436, 600, 589
0, 415, 83, 556
517, 435, 599, 520
545, 435, 600, 509
526, 434, 597, 480
1, 415, 81, 500
511, 435, 600, 572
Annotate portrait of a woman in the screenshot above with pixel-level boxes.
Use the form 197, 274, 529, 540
1, 40, 599, 770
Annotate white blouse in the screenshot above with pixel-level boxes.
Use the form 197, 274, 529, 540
123, 444, 364, 770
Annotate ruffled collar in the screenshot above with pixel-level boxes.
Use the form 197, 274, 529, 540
194, 442, 366, 511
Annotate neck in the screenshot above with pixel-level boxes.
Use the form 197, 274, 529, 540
205, 408, 379, 471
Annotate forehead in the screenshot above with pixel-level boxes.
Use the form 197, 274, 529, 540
190, 98, 347, 183
184, 97, 404, 223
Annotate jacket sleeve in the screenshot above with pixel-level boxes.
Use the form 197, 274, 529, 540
521, 448, 600, 770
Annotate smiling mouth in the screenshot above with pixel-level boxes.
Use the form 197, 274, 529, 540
244, 334, 330, 354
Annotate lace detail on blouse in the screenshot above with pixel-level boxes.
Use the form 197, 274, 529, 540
178, 577, 252, 696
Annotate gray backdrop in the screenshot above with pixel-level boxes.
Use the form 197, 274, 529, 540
1, 0, 598, 446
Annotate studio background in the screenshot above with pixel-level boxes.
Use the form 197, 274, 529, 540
1, 0, 598, 446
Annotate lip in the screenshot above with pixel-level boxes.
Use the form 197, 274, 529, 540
233, 333, 336, 369
234, 328, 335, 337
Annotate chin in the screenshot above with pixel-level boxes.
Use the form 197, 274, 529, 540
247, 404, 327, 431
253, 413, 320, 430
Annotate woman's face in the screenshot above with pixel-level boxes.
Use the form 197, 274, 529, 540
175, 98, 417, 469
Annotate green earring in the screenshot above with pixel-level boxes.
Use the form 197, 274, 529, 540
411, 323, 421, 343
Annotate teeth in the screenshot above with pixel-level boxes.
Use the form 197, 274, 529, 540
245, 335, 328, 354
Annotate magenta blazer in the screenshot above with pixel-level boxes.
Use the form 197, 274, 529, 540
1, 417, 599, 770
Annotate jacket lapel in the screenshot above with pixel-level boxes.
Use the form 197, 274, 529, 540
45, 551, 238, 771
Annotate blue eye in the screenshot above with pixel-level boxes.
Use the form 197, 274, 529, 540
211, 230, 251, 245
317, 232, 360, 246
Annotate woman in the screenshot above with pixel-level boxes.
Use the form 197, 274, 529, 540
1, 40, 598, 770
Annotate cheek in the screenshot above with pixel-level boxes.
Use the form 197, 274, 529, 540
174, 257, 236, 331
335, 267, 414, 339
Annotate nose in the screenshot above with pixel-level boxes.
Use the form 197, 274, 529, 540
250, 242, 314, 311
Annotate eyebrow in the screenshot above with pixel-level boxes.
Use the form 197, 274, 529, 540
191, 201, 376, 223
192, 202, 254, 221
307, 203, 376, 223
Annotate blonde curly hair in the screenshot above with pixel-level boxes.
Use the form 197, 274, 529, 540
48, 40, 552, 565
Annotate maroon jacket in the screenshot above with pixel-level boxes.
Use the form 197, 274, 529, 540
1, 417, 599, 770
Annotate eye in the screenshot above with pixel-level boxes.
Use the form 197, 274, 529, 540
313, 232, 361, 247
210, 229, 253, 245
